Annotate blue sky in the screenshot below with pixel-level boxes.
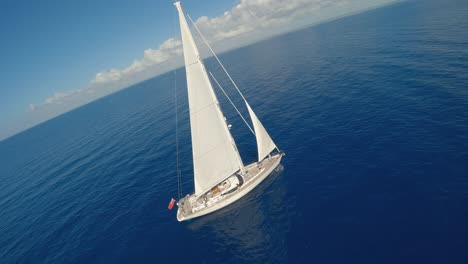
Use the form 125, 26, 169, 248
0, 0, 398, 140
0, 0, 235, 134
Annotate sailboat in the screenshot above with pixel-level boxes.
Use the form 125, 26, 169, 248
174, 1, 284, 222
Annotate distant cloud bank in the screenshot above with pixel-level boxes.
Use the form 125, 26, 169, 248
41, 0, 399, 107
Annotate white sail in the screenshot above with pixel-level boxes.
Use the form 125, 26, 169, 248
246, 102, 277, 162
175, 2, 243, 195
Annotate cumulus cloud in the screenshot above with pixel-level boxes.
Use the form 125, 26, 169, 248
193, 0, 325, 42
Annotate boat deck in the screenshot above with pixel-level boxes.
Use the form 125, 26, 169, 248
177, 153, 282, 221
243, 155, 279, 182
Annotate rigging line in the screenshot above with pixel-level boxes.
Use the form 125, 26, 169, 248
175, 70, 182, 200
174, 9, 182, 200
186, 13, 248, 103
209, 71, 256, 136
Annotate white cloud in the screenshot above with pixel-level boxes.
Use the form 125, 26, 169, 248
193, 0, 325, 42
93, 69, 122, 84
29, 104, 35, 112
92, 38, 182, 84
44, 89, 83, 105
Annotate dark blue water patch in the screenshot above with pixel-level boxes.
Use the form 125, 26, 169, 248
1, 0, 468, 263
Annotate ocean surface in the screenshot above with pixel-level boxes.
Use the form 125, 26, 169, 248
1, 0, 468, 263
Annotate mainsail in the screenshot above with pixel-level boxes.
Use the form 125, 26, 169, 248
246, 102, 277, 162
175, 2, 244, 195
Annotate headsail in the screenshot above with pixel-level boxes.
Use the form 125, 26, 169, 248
174, 2, 244, 195
246, 102, 277, 162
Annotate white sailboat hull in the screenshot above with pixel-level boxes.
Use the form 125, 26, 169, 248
177, 153, 283, 222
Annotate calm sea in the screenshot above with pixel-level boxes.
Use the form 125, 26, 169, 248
1, 0, 468, 263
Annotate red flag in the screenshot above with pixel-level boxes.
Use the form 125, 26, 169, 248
168, 198, 176, 210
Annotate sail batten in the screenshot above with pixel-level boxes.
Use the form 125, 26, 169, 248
175, 2, 243, 195
246, 102, 277, 162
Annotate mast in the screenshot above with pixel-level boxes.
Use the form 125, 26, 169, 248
174, 2, 245, 195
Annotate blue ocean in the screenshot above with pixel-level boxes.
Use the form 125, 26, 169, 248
1, 0, 468, 263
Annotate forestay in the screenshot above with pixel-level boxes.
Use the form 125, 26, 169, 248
175, 2, 243, 195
